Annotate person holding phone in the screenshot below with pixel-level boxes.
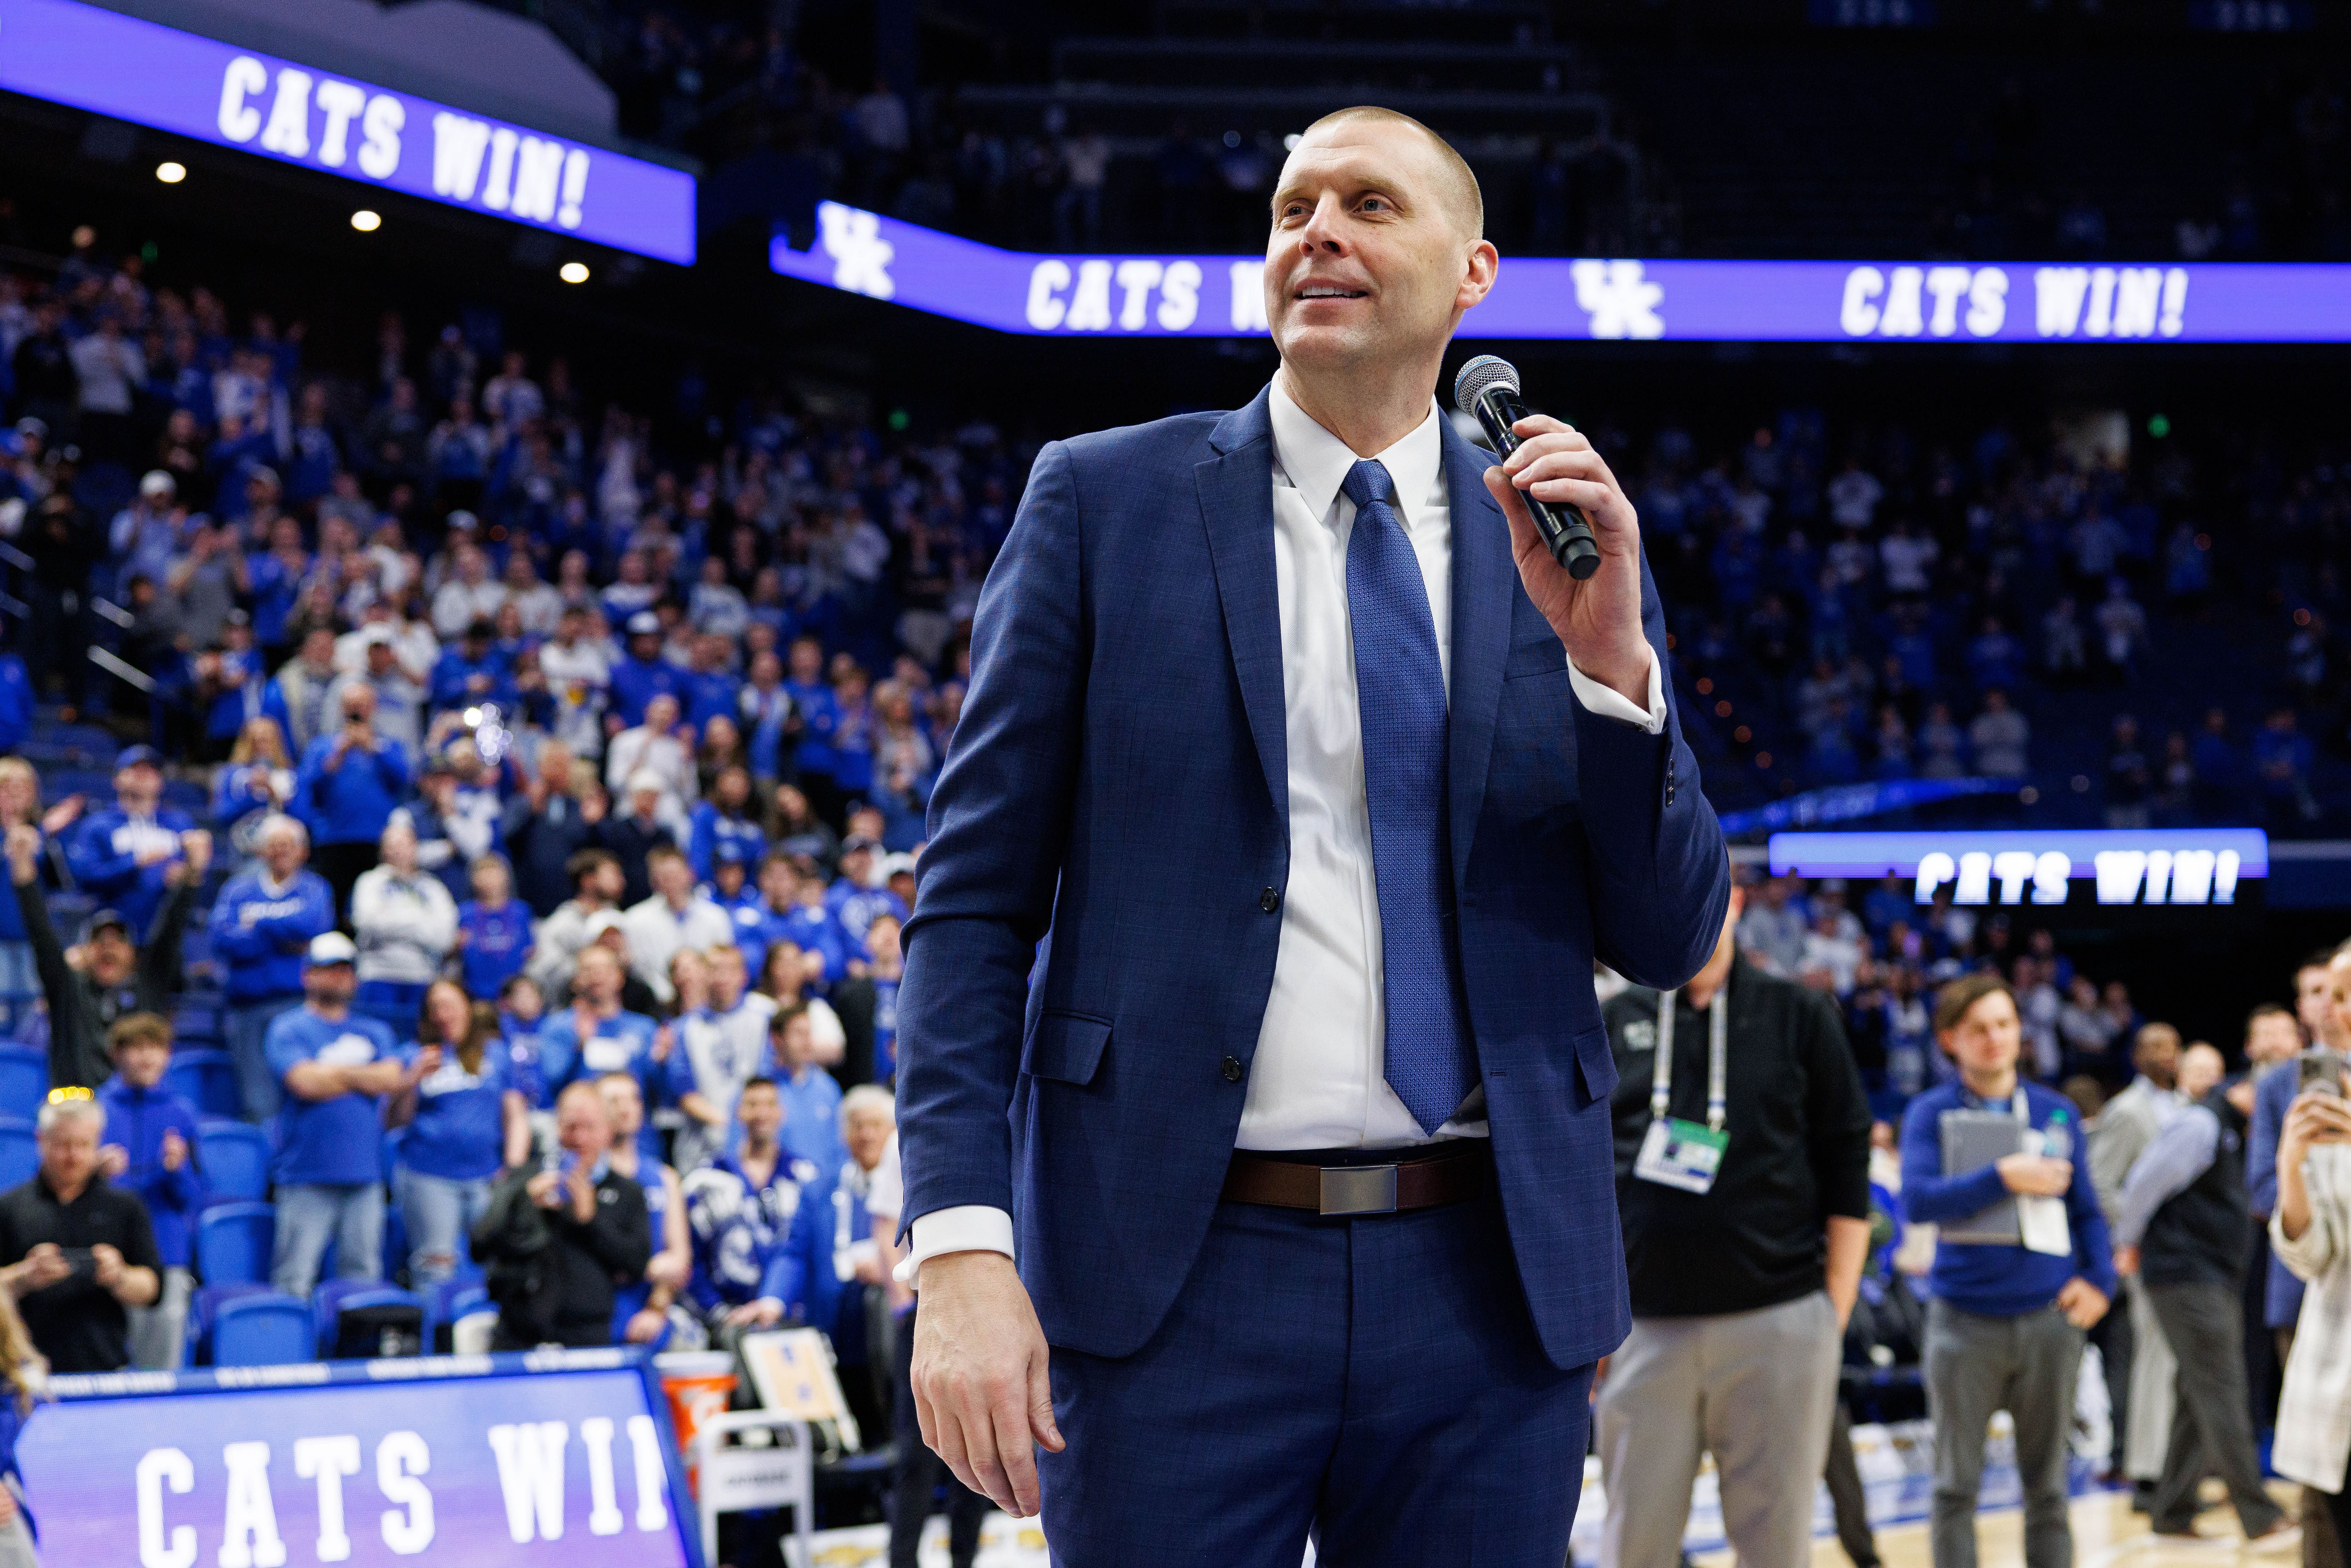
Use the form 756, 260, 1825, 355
470, 1080, 651, 1350
0, 1096, 161, 1373
2272, 943, 2351, 1555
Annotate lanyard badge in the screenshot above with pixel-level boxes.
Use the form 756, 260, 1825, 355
1633, 988, 1729, 1194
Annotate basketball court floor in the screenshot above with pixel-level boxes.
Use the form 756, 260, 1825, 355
1707, 1484, 2312, 1568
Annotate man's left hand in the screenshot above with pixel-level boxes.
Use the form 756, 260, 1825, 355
2056, 1276, 2109, 1329
1482, 414, 1650, 706
1829, 1283, 1858, 1333
91, 1243, 127, 1293
624, 1308, 667, 1345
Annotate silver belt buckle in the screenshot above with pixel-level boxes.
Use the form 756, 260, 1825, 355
1319, 1164, 1399, 1216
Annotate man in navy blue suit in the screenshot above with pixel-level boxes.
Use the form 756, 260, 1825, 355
896, 104, 1732, 1565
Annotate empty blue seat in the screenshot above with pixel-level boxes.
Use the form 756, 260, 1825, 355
171, 1004, 224, 1045
165, 1050, 240, 1119
213, 1292, 313, 1367
0, 1119, 35, 1190
196, 1202, 274, 1286
196, 1121, 270, 1202
0, 1047, 46, 1120
186, 1281, 272, 1364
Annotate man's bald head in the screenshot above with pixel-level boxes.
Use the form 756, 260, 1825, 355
1292, 106, 1483, 241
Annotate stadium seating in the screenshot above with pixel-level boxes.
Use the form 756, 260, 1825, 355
171, 1002, 223, 1047
195, 1121, 270, 1203
211, 1292, 314, 1368
0, 1045, 46, 1119
421, 1278, 490, 1354
164, 1050, 240, 1120
312, 1279, 424, 1359
0, 1118, 35, 1190
195, 1201, 274, 1286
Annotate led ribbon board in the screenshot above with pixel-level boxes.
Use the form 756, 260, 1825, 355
0, 0, 696, 263
17, 1350, 703, 1566
1767, 829, 2270, 908
774, 201, 2351, 343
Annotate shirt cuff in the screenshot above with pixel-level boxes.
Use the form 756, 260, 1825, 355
894, 1205, 1016, 1285
1567, 647, 1666, 735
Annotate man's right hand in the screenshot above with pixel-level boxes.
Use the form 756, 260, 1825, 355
1995, 1153, 2073, 1196
14, 1242, 70, 1291
910, 1249, 1064, 1519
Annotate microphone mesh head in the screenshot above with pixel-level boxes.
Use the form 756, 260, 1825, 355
1452, 354, 1520, 415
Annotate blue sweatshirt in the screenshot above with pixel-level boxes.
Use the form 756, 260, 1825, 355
457, 899, 532, 998
758, 1157, 844, 1327
686, 805, 766, 883
297, 733, 413, 846
67, 804, 196, 940
1900, 1078, 2117, 1317
207, 868, 337, 1001
608, 655, 680, 730
266, 1006, 400, 1186
97, 1079, 205, 1268
398, 1044, 516, 1182
685, 1149, 818, 1312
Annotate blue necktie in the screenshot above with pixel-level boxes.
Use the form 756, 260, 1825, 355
1342, 458, 1477, 1134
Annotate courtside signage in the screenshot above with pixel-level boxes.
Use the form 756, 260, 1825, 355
17, 1353, 703, 1566
1767, 830, 2269, 907
774, 201, 2351, 343
0, 0, 697, 263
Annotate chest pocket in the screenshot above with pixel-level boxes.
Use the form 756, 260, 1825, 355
1024, 1012, 1111, 1086
1503, 637, 1568, 681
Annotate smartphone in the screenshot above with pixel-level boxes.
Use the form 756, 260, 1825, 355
2300, 1048, 2348, 1097
59, 1245, 96, 1281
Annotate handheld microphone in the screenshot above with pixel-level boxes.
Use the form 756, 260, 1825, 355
1453, 354, 1602, 581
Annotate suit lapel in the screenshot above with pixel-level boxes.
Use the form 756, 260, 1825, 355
1196, 390, 1289, 828
1444, 420, 1512, 894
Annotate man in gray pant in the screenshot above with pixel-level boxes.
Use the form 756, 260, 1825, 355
1596, 882, 1874, 1568
2114, 1044, 2294, 1546
1898, 974, 2115, 1568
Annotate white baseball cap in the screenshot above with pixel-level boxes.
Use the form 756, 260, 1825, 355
305, 932, 359, 967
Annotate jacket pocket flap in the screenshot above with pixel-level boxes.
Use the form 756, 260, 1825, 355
1572, 1022, 1619, 1105
1026, 1012, 1112, 1085
1504, 638, 1569, 680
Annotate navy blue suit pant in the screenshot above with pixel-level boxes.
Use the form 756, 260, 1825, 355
1040, 1192, 1593, 1566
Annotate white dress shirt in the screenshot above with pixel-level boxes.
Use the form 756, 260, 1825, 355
903, 379, 1665, 1279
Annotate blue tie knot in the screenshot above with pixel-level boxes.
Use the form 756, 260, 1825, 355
1341, 458, 1395, 511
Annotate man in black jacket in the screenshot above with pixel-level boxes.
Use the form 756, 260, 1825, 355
473, 1078, 650, 1349
7, 821, 205, 1090
1595, 879, 1875, 1568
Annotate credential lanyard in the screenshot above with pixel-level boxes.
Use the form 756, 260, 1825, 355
1648, 989, 1729, 1136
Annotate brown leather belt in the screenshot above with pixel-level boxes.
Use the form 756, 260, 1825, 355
1221, 1141, 1492, 1216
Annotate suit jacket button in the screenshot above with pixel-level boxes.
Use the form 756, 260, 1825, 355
1259, 886, 1281, 913
1221, 1055, 1244, 1082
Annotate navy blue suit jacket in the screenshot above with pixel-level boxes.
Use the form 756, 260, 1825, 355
898, 388, 1732, 1371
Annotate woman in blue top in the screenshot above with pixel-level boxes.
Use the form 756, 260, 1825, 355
0, 758, 73, 1008
212, 717, 298, 870
386, 982, 529, 1286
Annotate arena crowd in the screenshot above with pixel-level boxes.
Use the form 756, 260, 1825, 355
0, 226, 2349, 1568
